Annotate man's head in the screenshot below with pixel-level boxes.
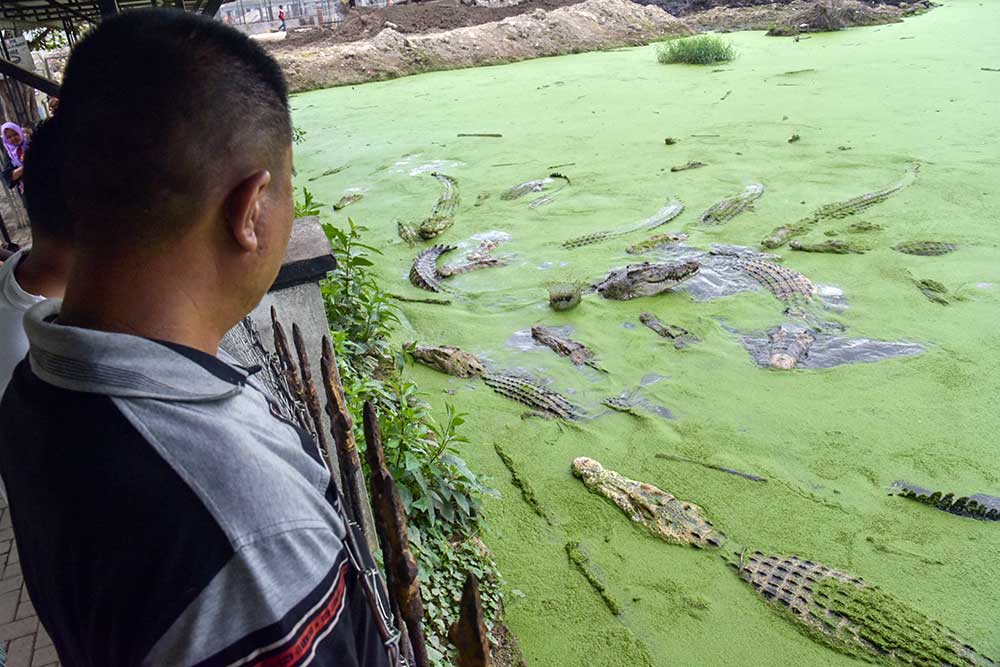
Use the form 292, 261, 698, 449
23, 118, 71, 245
57, 9, 293, 326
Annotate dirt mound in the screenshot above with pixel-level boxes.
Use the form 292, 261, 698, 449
275, 0, 693, 92
274, 0, 585, 48
684, 0, 933, 33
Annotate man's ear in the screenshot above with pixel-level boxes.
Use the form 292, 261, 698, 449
224, 170, 272, 253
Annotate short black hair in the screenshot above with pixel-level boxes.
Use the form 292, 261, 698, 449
56, 9, 291, 249
23, 118, 71, 241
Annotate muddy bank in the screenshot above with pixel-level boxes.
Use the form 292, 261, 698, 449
683, 0, 934, 33
274, 0, 586, 48
275, 0, 692, 92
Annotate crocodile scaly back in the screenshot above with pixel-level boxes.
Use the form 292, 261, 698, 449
408, 244, 456, 292
735, 552, 998, 667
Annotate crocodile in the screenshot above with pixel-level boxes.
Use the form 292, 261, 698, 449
397, 221, 421, 245
501, 173, 570, 208
734, 324, 924, 370
438, 238, 507, 277
914, 278, 953, 305
762, 221, 811, 249
407, 343, 486, 378
762, 165, 918, 248
430, 172, 459, 219
593, 260, 700, 301
845, 221, 882, 233
602, 396, 639, 415
415, 172, 460, 240
638, 313, 699, 349
890, 481, 1000, 521
408, 244, 456, 292
766, 324, 816, 369
482, 371, 580, 420
418, 215, 454, 240
737, 258, 817, 303
698, 183, 764, 226
733, 552, 997, 667
333, 193, 364, 210
670, 161, 706, 172
789, 239, 866, 254
626, 231, 689, 255
893, 241, 958, 256
571, 457, 724, 548
548, 282, 584, 311
562, 199, 684, 250
530, 326, 603, 370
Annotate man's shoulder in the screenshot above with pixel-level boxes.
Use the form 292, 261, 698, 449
112, 388, 343, 544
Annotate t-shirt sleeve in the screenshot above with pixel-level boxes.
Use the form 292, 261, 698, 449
143, 526, 393, 667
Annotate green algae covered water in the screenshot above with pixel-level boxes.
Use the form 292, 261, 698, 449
290, 2, 1000, 664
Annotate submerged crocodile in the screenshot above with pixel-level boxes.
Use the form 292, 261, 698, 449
482, 371, 580, 420
737, 258, 817, 303
894, 241, 958, 256
409, 244, 456, 292
562, 199, 684, 250
501, 173, 570, 208
698, 183, 764, 226
638, 313, 699, 349
548, 282, 584, 311
890, 481, 1000, 521
766, 324, 816, 369
762, 165, 918, 248
438, 238, 507, 277
333, 193, 364, 210
914, 278, 955, 305
734, 552, 997, 667
571, 457, 724, 548
733, 324, 924, 370
407, 343, 486, 378
530, 326, 603, 371
593, 261, 700, 301
626, 231, 689, 255
789, 239, 866, 254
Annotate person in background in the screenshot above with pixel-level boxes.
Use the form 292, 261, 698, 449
0, 10, 400, 667
47, 97, 59, 116
1, 122, 29, 194
0, 118, 73, 500
278, 4, 287, 30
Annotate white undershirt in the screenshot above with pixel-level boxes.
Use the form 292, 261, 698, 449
0, 250, 45, 396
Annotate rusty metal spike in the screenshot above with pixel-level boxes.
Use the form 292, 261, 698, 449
271, 308, 304, 403
363, 402, 430, 667
291, 323, 333, 471
449, 572, 493, 667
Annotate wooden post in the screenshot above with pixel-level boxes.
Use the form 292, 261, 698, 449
449, 573, 493, 667
362, 401, 430, 667
320, 335, 378, 550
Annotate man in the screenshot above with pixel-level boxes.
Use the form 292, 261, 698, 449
0, 10, 400, 667
0, 118, 72, 395
278, 4, 287, 31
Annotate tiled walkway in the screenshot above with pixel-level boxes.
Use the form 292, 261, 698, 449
0, 502, 58, 667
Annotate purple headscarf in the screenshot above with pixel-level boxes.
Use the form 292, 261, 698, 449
1, 122, 28, 168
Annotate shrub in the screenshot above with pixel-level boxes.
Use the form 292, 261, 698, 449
657, 35, 736, 65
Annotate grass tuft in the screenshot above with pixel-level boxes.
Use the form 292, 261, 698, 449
657, 35, 736, 65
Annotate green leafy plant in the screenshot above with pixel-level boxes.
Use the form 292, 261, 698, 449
320, 220, 503, 666
292, 126, 308, 144
657, 35, 736, 65
294, 187, 324, 218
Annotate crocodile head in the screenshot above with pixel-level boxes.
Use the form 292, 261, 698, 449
572, 457, 605, 482
595, 260, 700, 300
409, 343, 486, 378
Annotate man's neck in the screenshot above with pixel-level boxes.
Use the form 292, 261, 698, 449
58, 253, 233, 356
14, 237, 72, 300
